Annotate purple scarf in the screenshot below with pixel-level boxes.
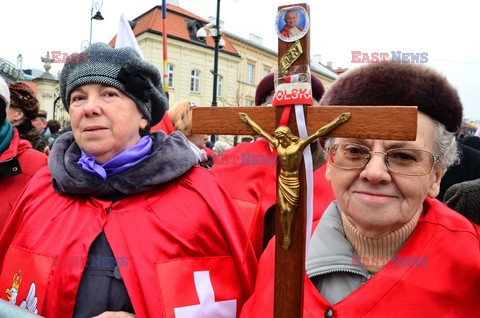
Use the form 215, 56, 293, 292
77, 136, 153, 180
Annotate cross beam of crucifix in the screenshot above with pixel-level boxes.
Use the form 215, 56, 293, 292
192, 106, 417, 139
191, 4, 417, 317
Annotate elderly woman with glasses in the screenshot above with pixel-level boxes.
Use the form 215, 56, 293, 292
240, 63, 480, 317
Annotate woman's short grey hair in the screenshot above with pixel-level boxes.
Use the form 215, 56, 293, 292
433, 120, 459, 171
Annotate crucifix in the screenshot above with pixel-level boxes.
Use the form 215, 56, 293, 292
191, 3, 417, 317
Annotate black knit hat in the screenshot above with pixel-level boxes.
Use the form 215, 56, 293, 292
255, 73, 325, 106
320, 63, 463, 133
60, 43, 168, 126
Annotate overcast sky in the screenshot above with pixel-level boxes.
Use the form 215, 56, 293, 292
2, 0, 479, 120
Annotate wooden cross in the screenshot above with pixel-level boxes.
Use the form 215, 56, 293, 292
192, 3, 417, 317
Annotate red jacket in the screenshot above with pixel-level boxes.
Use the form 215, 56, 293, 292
151, 113, 175, 135
240, 198, 480, 317
212, 139, 335, 258
0, 128, 47, 230
0, 167, 257, 317
203, 146, 218, 163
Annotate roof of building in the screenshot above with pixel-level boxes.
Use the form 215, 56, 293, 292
106, 4, 340, 81
0, 58, 49, 82
224, 32, 277, 56
109, 4, 239, 57
310, 63, 339, 80
333, 67, 348, 75
0, 57, 24, 81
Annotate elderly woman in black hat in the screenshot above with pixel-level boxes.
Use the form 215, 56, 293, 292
240, 63, 480, 317
0, 43, 256, 317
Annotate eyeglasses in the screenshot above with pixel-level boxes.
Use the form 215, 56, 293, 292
327, 143, 440, 176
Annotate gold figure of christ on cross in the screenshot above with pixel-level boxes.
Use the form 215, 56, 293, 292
239, 111, 351, 250
191, 3, 417, 317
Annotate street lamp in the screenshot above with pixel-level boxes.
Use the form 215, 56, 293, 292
89, 0, 104, 45
196, 0, 225, 145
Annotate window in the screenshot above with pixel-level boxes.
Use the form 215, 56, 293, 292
168, 64, 175, 89
246, 63, 255, 84
186, 20, 204, 42
190, 69, 200, 93
216, 75, 223, 97
245, 99, 254, 106
263, 68, 270, 77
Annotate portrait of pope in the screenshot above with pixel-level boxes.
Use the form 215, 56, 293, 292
276, 6, 309, 42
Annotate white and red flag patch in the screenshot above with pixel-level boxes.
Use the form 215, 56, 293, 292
156, 256, 243, 318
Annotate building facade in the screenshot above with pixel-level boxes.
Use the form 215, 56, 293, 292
3, 3, 340, 129
111, 4, 242, 108
112, 4, 338, 108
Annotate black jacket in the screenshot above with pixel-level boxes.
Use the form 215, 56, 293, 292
438, 142, 480, 201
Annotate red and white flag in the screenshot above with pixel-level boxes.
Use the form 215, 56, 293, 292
156, 257, 243, 318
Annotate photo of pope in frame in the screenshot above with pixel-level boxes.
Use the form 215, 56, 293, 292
276, 6, 309, 43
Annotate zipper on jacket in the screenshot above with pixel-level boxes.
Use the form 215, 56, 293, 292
308, 268, 372, 280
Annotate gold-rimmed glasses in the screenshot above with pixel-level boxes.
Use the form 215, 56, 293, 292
327, 143, 440, 176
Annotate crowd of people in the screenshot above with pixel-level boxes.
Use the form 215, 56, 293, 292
0, 42, 479, 317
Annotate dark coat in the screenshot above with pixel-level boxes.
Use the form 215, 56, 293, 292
444, 178, 480, 225
438, 142, 480, 201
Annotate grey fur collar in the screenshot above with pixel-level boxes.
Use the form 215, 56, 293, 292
49, 131, 197, 196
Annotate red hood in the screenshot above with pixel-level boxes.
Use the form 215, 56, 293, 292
151, 113, 175, 135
